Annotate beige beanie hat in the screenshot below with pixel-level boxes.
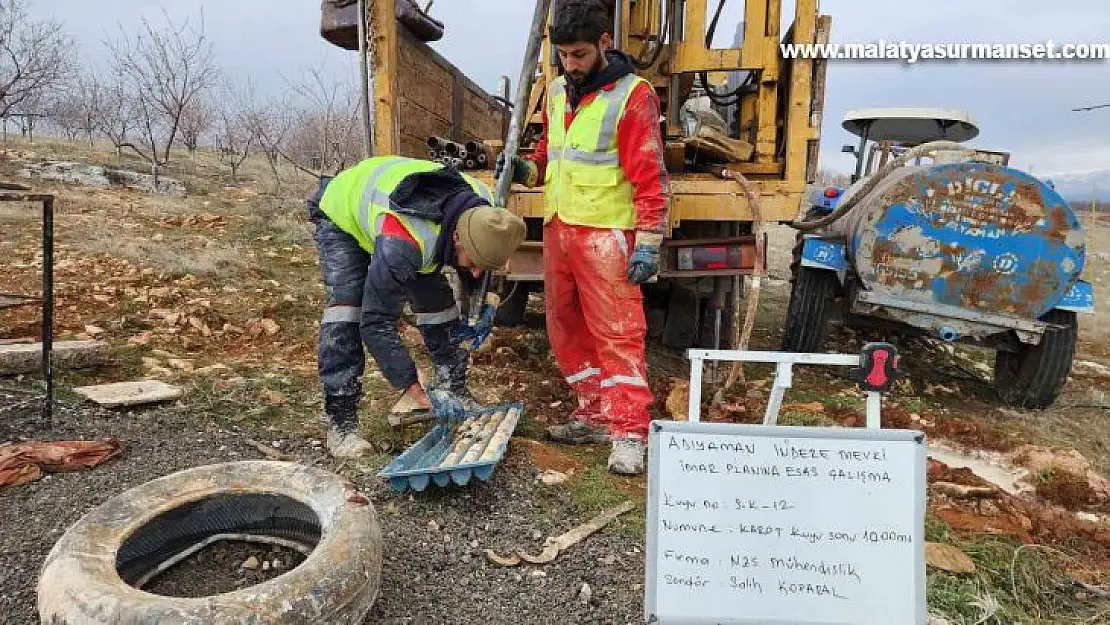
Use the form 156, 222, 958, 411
456, 206, 528, 270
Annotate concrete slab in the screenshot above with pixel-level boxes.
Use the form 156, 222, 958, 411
73, 380, 183, 408
0, 340, 109, 375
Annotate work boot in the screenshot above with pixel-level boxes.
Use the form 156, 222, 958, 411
569, 391, 602, 425
607, 437, 646, 475
547, 419, 610, 445
388, 392, 434, 427
326, 426, 375, 458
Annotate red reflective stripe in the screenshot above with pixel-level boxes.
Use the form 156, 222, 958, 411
380, 214, 416, 245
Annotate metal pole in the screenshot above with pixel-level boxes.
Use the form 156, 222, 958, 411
865, 392, 881, 429
357, 0, 374, 158
666, 0, 684, 138
42, 196, 53, 427
494, 0, 553, 207
762, 362, 792, 426
474, 0, 553, 321
687, 356, 703, 423
852, 123, 870, 183
613, 0, 624, 50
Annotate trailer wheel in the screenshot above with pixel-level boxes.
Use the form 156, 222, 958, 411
37, 461, 382, 625
781, 266, 837, 353
994, 309, 1077, 409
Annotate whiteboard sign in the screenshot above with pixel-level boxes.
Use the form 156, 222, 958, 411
645, 420, 927, 625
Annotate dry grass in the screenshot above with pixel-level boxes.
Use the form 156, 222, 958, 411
0, 134, 318, 199
1077, 216, 1110, 360
78, 232, 253, 280
0, 202, 43, 221
926, 524, 1106, 624
240, 209, 315, 249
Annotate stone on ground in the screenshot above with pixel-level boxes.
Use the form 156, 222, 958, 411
73, 380, 184, 407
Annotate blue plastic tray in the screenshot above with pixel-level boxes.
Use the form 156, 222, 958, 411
377, 402, 524, 492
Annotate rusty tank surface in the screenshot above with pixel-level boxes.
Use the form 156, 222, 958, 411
829, 163, 1086, 339
783, 108, 1094, 409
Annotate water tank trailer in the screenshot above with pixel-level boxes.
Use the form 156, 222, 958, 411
784, 108, 1094, 408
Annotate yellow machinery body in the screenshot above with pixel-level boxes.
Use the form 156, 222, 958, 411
320, 0, 832, 347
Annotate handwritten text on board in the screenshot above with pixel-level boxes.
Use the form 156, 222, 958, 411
648, 427, 923, 625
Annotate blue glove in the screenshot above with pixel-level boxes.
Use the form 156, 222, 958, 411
427, 389, 466, 425
494, 153, 537, 186
626, 232, 662, 284
458, 303, 496, 352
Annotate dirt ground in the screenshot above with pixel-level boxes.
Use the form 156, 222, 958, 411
0, 403, 644, 625
3, 138, 1110, 624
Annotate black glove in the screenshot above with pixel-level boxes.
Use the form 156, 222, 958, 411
494, 153, 537, 186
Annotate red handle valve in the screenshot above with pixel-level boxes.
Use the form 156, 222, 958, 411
851, 342, 905, 393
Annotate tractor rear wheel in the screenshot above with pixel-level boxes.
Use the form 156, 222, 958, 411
994, 309, 1077, 409
781, 266, 837, 353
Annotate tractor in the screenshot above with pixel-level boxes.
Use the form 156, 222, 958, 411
783, 107, 1095, 408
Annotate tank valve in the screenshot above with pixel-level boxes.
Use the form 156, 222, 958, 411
939, 327, 960, 342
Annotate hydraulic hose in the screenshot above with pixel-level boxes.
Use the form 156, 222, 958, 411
689, 164, 763, 406
700, 0, 751, 106
631, 0, 671, 70
791, 140, 979, 232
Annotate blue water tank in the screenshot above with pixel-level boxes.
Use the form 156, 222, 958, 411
832, 163, 1086, 325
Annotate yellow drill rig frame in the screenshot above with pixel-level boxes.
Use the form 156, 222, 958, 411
320, 0, 832, 350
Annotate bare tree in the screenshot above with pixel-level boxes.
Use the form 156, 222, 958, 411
177, 96, 211, 164
50, 73, 102, 145
0, 0, 72, 122
125, 83, 167, 179
241, 82, 295, 193
95, 76, 136, 159
106, 9, 217, 178
9, 83, 49, 142
46, 90, 82, 141
284, 65, 362, 174
213, 82, 256, 183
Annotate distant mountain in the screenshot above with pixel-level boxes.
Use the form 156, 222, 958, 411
1043, 169, 1110, 203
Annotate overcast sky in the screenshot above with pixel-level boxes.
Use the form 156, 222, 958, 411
33, 0, 1110, 177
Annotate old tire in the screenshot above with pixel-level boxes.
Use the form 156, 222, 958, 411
994, 309, 1078, 409
37, 461, 382, 625
781, 266, 837, 353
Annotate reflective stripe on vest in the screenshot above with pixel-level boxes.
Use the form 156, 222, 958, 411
322, 156, 493, 274
543, 73, 645, 229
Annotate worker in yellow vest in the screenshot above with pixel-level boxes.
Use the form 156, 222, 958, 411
496, 0, 671, 475
310, 156, 527, 458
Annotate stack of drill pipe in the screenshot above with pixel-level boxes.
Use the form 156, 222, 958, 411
425, 135, 492, 170
466, 141, 491, 168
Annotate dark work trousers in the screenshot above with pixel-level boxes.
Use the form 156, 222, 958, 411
308, 177, 467, 433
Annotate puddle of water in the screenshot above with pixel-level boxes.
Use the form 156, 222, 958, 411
926, 443, 1031, 495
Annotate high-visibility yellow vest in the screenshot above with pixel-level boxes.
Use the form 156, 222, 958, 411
543, 72, 647, 230
320, 156, 493, 273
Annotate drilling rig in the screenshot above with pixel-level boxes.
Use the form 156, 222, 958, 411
320, 0, 832, 351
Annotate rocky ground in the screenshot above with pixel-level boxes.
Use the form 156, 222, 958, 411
0, 401, 644, 625
3, 137, 1110, 624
